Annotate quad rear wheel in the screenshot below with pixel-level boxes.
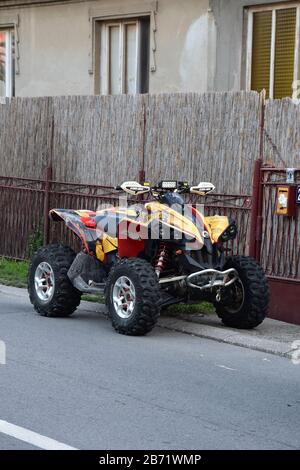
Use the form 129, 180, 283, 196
215, 256, 269, 329
106, 258, 161, 336
28, 245, 81, 317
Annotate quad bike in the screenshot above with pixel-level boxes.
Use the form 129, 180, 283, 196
28, 180, 269, 336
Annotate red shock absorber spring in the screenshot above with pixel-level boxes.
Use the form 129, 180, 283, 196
154, 242, 172, 276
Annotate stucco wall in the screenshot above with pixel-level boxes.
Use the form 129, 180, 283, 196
16, 2, 92, 96
1, 0, 216, 97
150, 0, 214, 93
1, 0, 288, 96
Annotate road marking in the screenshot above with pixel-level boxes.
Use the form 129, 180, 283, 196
216, 364, 237, 371
0, 420, 77, 450
0, 340, 5, 365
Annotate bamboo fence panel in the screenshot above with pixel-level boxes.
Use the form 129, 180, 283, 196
0, 97, 52, 178
51, 95, 144, 185
144, 92, 262, 193
0, 92, 262, 192
264, 98, 300, 167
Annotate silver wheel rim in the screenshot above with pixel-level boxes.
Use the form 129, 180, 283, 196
112, 276, 136, 319
34, 262, 55, 302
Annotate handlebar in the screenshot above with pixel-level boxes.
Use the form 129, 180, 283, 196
114, 181, 215, 197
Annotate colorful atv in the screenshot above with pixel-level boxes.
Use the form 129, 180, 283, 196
28, 181, 269, 336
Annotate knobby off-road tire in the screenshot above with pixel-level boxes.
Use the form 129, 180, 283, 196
215, 256, 269, 329
106, 258, 161, 336
28, 245, 81, 317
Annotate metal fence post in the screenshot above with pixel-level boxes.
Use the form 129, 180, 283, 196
255, 164, 264, 262
43, 166, 53, 245
249, 92, 265, 261
249, 159, 262, 260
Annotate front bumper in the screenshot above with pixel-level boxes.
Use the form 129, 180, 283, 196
158, 268, 239, 292
186, 268, 239, 291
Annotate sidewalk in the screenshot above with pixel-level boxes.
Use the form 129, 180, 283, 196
158, 313, 300, 359
1, 284, 299, 359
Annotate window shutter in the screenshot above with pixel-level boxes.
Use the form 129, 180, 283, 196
251, 11, 272, 98
98, 17, 150, 95
125, 23, 138, 94
274, 8, 297, 99
108, 25, 121, 95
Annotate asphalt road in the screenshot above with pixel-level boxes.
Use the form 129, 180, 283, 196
0, 287, 299, 450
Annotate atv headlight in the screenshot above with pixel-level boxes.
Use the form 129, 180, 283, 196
218, 222, 237, 243
160, 181, 177, 190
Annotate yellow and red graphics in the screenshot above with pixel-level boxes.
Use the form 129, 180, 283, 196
50, 201, 232, 261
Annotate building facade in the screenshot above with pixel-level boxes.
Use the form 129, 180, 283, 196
0, 0, 299, 99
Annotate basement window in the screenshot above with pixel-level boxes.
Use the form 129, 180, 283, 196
96, 17, 150, 95
0, 29, 15, 97
246, 3, 300, 99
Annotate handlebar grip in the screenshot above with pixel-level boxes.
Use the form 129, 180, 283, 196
115, 186, 122, 191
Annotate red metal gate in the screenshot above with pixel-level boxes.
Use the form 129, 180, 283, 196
0, 170, 252, 260
0, 172, 120, 259
250, 161, 300, 325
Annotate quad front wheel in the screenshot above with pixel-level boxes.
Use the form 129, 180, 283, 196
215, 256, 269, 329
106, 258, 161, 336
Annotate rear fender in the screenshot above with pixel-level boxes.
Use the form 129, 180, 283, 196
50, 209, 98, 252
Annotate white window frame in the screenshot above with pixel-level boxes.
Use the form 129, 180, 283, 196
0, 29, 14, 97
100, 19, 142, 95
89, 1, 157, 82
246, 2, 300, 99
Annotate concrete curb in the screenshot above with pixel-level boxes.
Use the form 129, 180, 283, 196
157, 317, 295, 359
